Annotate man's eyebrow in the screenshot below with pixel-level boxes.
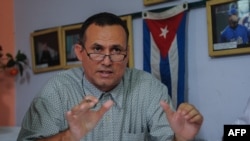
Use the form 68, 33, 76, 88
110, 44, 127, 50
89, 43, 126, 51
90, 43, 103, 48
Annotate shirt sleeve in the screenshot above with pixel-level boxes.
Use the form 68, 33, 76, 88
17, 83, 67, 140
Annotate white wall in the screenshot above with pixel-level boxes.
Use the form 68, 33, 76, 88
14, 0, 250, 141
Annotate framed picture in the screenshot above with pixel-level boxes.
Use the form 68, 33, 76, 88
30, 27, 63, 73
61, 23, 82, 69
143, 0, 169, 6
206, 0, 250, 57
120, 15, 134, 68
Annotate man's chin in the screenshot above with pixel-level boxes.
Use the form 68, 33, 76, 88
94, 80, 114, 91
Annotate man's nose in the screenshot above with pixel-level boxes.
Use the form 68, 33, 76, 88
102, 55, 112, 65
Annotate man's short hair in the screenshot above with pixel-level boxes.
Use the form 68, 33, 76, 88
79, 12, 129, 45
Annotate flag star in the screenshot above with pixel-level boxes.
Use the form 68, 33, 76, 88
159, 25, 168, 39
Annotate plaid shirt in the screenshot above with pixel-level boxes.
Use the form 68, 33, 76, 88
17, 67, 174, 141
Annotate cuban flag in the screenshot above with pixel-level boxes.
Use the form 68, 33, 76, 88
143, 3, 188, 108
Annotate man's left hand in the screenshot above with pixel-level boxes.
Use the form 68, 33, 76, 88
160, 101, 203, 141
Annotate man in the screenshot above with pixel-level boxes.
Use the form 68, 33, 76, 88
220, 7, 250, 45
18, 12, 203, 141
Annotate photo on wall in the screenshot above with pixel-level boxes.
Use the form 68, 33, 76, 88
206, 0, 250, 57
30, 27, 63, 73
61, 23, 82, 69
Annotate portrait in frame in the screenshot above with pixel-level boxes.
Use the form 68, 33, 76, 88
30, 27, 63, 73
61, 23, 82, 69
206, 0, 250, 57
120, 15, 134, 68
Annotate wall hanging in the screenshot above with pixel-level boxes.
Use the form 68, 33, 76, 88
61, 23, 82, 69
30, 27, 63, 73
206, 0, 250, 57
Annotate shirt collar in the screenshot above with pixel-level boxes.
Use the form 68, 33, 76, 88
109, 80, 124, 109
82, 74, 124, 109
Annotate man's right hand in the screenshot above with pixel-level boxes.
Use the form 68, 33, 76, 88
66, 95, 114, 141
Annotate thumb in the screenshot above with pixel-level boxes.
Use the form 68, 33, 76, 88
160, 100, 174, 119
97, 100, 114, 117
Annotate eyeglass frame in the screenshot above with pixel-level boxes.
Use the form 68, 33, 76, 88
82, 47, 128, 62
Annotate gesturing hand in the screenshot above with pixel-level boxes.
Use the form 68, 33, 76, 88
66, 95, 114, 141
160, 101, 203, 141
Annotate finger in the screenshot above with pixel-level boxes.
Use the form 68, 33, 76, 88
177, 103, 195, 115
80, 95, 98, 108
160, 100, 174, 118
71, 96, 98, 115
70, 104, 81, 115
82, 95, 98, 104
97, 100, 114, 117
188, 112, 203, 125
66, 110, 74, 122
178, 103, 203, 124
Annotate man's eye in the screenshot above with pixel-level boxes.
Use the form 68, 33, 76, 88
111, 48, 122, 54
93, 47, 102, 52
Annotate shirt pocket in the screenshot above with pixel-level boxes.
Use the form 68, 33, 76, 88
121, 132, 147, 141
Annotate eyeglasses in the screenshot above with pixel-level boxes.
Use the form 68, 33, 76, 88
84, 48, 127, 62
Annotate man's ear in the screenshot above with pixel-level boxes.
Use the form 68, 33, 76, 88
74, 43, 83, 61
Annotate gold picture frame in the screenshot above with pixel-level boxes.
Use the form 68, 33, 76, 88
61, 23, 82, 69
120, 15, 134, 68
206, 0, 250, 57
143, 0, 169, 6
30, 27, 63, 73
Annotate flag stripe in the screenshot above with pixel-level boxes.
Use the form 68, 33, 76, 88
176, 13, 186, 105
143, 20, 151, 73
168, 36, 178, 107
151, 34, 161, 80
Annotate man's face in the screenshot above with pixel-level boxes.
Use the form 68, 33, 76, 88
229, 14, 239, 28
75, 24, 129, 92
